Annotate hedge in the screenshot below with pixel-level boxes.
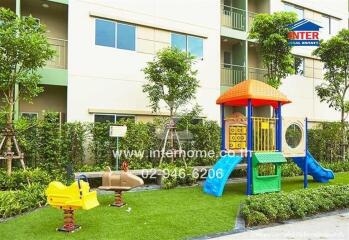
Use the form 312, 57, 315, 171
0, 168, 52, 191
7, 114, 222, 172
0, 169, 64, 219
0, 184, 46, 219
308, 122, 349, 162
241, 185, 349, 227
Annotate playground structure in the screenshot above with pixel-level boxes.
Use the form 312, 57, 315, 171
98, 164, 144, 207
204, 80, 334, 196
46, 175, 99, 232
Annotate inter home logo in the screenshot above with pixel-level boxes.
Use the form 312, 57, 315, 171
287, 19, 322, 46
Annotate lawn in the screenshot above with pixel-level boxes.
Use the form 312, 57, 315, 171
0, 172, 348, 240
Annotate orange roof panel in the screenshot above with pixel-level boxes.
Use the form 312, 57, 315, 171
216, 80, 291, 108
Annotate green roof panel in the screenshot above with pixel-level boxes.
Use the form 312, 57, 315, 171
252, 152, 287, 164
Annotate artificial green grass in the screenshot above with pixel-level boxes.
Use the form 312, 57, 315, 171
0, 172, 348, 240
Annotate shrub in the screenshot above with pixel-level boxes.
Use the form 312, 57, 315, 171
186, 120, 221, 166
0, 183, 46, 219
308, 122, 349, 162
160, 164, 198, 189
0, 169, 52, 191
241, 185, 349, 227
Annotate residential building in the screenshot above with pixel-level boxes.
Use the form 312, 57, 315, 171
1, 0, 68, 121
1, 0, 348, 123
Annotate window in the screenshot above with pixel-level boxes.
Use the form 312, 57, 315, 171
115, 115, 135, 122
94, 114, 135, 123
187, 36, 203, 59
95, 19, 116, 47
294, 56, 304, 76
321, 15, 330, 34
171, 33, 187, 51
94, 114, 116, 123
21, 112, 38, 121
117, 23, 136, 51
330, 18, 340, 35
171, 33, 204, 59
223, 51, 232, 68
284, 3, 303, 20
95, 19, 136, 51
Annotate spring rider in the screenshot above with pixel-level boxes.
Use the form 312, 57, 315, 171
98, 162, 144, 207
46, 175, 99, 232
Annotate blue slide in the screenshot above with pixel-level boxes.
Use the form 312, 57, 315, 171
203, 155, 243, 197
292, 151, 334, 183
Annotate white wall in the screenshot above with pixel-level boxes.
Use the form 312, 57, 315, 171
280, 75, 341, 121
67, 0, 221, 122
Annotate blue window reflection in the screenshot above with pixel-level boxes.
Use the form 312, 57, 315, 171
171, 33, 187, 51
117, 23, 136, 51
95, 19, 116, 48
188, 36, 203, 59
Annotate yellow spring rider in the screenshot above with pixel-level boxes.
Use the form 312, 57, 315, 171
46, 175, 99, 232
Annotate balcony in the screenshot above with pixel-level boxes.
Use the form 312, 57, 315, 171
248, 67, 267, 82
47, 37, 68, 69
221, 5, 246, 31
221, 64, 246, 87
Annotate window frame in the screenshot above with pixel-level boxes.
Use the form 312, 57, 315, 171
94, 113, 136, 123
94, 114, 117, 123
95, 18, 136, 51
321, 15, 331, 35
187, 35, 204, 60
116, 22, 137, 51
171, 32, 204, 60
21, 112, 39, 121
171, 32, 188, 52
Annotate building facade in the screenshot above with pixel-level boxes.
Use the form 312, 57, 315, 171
1, 0, 348, 123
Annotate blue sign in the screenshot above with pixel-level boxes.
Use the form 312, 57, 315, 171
288, 19, 322, 46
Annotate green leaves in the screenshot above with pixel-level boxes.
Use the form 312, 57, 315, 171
142, 47, 199, 115
241, 185, 349, 227
313, 29, 349, 120
249, 12, 297, 88
0, 8, 54, 122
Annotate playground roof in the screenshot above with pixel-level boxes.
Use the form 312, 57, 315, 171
253, 152, 287, 164
216, 80, 291, 108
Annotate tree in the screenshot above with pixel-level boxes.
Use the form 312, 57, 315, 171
142, 47, 199, 118
0, 8, 54, 174
313, 29, 349, 159
249, 12, 297, 88
142, 47, 199, 163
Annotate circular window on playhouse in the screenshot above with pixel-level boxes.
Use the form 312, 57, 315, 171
285, 124, 302, 148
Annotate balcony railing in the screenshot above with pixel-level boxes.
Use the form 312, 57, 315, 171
221, 63, 246, 86
47, 37, 68, 69
248, 67, 268, 82
221, 5, 246, 31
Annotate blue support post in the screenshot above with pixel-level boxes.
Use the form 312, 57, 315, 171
246, 99, 253, 195
304, 117, 308, 188
220, 104, 225, 154
276, 101, 282, 152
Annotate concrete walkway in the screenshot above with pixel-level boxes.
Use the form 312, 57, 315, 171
212, 212, 349, 240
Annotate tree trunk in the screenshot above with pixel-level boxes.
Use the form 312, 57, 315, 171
341, 108, 347, 161
5, 88, 14, 175
170, 108, 174, 163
